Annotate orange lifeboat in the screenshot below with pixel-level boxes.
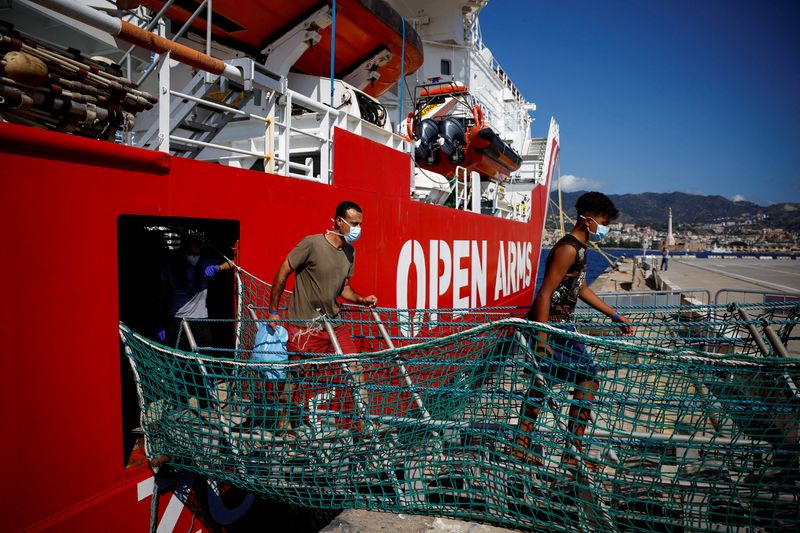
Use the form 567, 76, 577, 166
411, 80, 522, 182
122, 0, 423, 97
418, 82, 466, 97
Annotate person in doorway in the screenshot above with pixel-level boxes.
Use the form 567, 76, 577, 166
661, 246, 670, 271
516, 192, 634, 470
267, 201, 378, 429
158, 235, 233, 408
158, 235, 233, 349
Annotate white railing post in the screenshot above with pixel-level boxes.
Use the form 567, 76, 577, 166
470, 170, 480, 213
281, 92, 292, 176
454, 166, 467, 210
460, 167, 468, 210
319, 108, 330, 183
454, 171, 460, 209
326, 110, 335, 184
204, 0, 212, 83
157, 51, 170, 153
265, 116, 274, 173
264, 91, 277, 173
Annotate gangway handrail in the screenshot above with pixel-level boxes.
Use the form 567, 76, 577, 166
319, 317, 371, 425
735, 305, 773, 357
180, 319, 244, 460
369, 309, 436, 429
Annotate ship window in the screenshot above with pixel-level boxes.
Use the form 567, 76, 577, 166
441, 59, 451, 76
117, 215, 239, 468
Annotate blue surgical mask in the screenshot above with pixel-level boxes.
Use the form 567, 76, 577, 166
339, 218, 362, 244
582, 216, 609, 243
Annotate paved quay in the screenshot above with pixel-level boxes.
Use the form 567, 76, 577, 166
656, 257, 800, 301
321, 510, 516, 533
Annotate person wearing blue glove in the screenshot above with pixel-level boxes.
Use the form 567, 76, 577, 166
157, 235, 233, 348
157, 235, 233, 407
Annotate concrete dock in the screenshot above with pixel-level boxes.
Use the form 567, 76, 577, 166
656, 256, 800, 300
321, 510, 516, 533
592, 255, 800, 303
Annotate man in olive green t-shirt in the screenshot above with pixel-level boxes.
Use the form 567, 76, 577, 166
268, 200, 377, 355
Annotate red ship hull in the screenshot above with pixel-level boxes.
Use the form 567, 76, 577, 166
0, 122, 552, 531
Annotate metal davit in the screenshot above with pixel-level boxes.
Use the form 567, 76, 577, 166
119, 267, 800, 532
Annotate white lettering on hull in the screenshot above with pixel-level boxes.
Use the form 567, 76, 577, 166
397, 239, 533, 336
453, 240, 470, 310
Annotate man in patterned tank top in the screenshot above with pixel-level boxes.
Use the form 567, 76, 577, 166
516, 192, 634, 470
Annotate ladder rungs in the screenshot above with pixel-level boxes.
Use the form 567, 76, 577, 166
170, 141, 200, 154
180, 120, 217, 133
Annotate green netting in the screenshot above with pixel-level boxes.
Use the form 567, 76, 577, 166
567, 301, 800, 358
229, 264, 799, 358
128, 266, 800, 529
120, 284, 800, 531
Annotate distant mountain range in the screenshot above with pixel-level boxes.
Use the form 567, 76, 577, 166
548, 191, 800, 230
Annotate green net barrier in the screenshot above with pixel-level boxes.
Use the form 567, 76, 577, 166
567, 301, 800, 358
120, 297, 800, 532
229, 264, 799, 357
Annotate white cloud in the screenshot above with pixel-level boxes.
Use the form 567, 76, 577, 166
732, 194, 746, 202
551, 174, 601, 193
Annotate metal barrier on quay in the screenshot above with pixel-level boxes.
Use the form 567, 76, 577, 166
715, 288, 800, 306
580, 288, 712, 308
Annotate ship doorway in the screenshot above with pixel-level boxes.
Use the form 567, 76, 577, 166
117, 215, 240, 467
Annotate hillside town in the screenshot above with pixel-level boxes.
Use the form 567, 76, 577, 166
543, 208, 800, 254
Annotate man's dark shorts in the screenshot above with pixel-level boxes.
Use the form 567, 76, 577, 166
534, 324, 598, 385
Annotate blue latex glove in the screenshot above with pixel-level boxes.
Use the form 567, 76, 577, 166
204, 264, 220, 277
157, 328, 166, 342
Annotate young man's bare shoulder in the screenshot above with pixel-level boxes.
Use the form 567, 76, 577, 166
551, 241, 578, 262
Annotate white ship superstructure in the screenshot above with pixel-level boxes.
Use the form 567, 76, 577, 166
383, 1, 533, 161
384, 0, 556, 218
3, 0, 557, 221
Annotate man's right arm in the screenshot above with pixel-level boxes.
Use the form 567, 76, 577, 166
268, 258, 294, 322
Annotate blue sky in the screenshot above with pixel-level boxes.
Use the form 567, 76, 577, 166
478, 1, 800, 205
